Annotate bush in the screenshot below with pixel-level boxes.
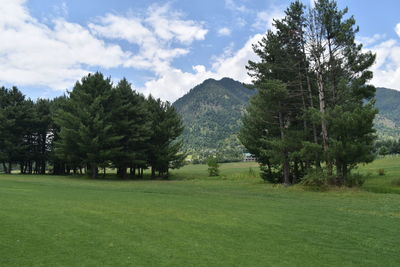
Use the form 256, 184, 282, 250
260, 166, 281, 183
207, 157, 220, 177
300, 169, 330, 190
345, 172, 366, 187
378, 169, 385, 176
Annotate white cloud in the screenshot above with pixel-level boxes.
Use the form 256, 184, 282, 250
218, 27, 231, 36
192, 65, 206, 73
225, 0, 250, 13
369, 39, 400, 90
252, 8, 284, 32
89, 3, 207, 75
357, 34, 386, 46
142, 33, 263, 102
0, 0, 128, 90
0, 1, 207, 92
396, 23, 400, 38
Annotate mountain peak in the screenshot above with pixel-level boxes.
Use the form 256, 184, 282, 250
173, 77, 255, 154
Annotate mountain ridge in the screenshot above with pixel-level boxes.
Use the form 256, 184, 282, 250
173, 79, 400, 160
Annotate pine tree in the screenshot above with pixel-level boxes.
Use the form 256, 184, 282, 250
241, 0, 377, 185
55, 72, 121, 179
147, 96, 185, 178
111, 78, 151, 178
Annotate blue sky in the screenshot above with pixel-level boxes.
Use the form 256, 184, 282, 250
1, 0, 400, 102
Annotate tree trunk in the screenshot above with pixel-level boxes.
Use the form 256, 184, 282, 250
91, 164, 98, 179
316, 70, 332, 175
278, 105, 290, 185
120, 166, 127, 179
2, 162, 7, 174
328, 37, 338, 105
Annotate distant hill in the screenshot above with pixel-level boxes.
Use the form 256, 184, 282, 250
173, 79, 400, 159
173, 78, 255, 160
375, 87, 400, 139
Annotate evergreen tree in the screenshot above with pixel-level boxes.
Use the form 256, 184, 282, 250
111, 78, 151, 178
241, 0, 377, 185
55, 72, 121, 179
0, 86, 32, 174
147, 96, 185, 178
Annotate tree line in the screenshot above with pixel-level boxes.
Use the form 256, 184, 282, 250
240, 0, 377, 186
0, 72, 185, 179
374, 139, 400, 156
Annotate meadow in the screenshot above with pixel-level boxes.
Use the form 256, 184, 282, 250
0, 159, 400, 266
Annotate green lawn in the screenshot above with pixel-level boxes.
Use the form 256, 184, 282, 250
1, 160, 400, 266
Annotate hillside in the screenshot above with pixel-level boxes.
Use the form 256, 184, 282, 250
173, 78, 255, 160
174, 80, 400, 160
375, 87, 400, 139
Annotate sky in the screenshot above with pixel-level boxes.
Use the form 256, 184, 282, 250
0, 0, 400, 102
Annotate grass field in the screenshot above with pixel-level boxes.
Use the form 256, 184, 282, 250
1, 159, 400, 266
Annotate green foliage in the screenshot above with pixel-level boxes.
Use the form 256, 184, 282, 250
54, 72, 120, 179
0, 72, 185, 178
110, 78, 151, 178
240, 0, 377, 186
147, 96, 185, 178
173, 78, 255, 162
207, 157, 220, 176
374, 88, 400, 138
300, 169, 331, 191
345, 172, 367, 187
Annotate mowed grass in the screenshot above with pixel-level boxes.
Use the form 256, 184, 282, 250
360, 156, 400, 194
0, 161, 400, 266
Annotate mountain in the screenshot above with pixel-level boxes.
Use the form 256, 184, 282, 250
375, 87, 400, 139
173, 79, 400, 160
173, 78, 255, 161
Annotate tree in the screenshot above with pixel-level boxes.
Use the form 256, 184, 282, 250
241, 0, 377, 185
55, 72, 121, 179
111, 78, 151, 178
147, 96, 185, 178
207, 157, 220, 176
0, 86, 33, 174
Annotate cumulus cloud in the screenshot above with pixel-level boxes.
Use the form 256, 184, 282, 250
369, 39, 400, 90
218, 27, 232, 36
396, 23, 400, 38
142, 33, 264, 102
0, 1, 207, 92
89, 3, 207, 75
252, 8, 284, 31
0, 0, 128, 90
225, 0, 250, 13
357, 34, 386, 46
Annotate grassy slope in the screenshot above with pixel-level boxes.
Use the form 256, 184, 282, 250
361, 156, 400, 194
0, 161, 400, 266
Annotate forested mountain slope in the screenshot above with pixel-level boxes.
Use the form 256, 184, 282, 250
173, 80, 400, 160
375, 87, 400, 139
173, 78, 255, 160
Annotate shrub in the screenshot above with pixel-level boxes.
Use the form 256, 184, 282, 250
260, 166, 281, 183
378, 169, 385, 176
300, 169, 329, 191
207, 157, 220, 177
345, 172, 366, 187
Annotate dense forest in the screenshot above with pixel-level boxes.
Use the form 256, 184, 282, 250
173, 80, 400, 163
173, 78, 254, 163
0, 73, 184, 178
240, 0, 377, 185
